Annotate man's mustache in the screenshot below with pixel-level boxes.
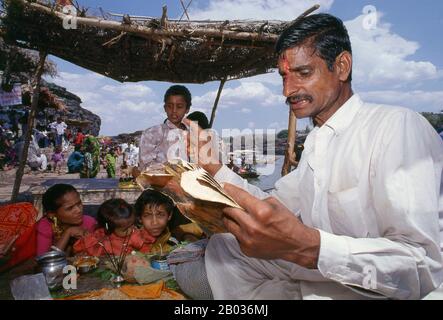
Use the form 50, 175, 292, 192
286, 94, 313, 105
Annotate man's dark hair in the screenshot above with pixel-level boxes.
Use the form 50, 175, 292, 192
42, 184, 79, 213
164, 85, 192, 109
97, 198, 134, 235
276, 13, 352, 81
134, 189, 174, 219
187, 111, 210, 129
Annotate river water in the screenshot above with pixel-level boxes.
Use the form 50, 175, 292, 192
249, 156, 285, 192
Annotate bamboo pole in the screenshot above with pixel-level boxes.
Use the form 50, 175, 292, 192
209, 78, 226, 128
11, 51, 47, 202
281, 109, 297, 177
280, 4, 319, 176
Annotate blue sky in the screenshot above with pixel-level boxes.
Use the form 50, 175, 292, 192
47, 0, 443, 136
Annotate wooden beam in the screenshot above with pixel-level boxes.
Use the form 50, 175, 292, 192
11, 51, 47, 202
18, 0, 280, 43
209, 78, 226, 128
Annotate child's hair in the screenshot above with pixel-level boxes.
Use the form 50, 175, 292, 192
134, 189, 175, 220
187, 111, 210, 129
97, 198, 134, 234
42, 184, 79, 214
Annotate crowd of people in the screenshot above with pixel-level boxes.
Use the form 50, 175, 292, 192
0, 106, 144, 179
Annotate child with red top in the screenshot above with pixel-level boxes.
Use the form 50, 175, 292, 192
73, 199, 156, 256
36, 184, 96, 256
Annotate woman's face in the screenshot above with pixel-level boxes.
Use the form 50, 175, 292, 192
52, 191, 83, 226
140, 204, 171, 237
164, 95, 189, 127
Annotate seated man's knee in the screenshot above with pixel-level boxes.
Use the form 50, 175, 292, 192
207, 233, 237, 253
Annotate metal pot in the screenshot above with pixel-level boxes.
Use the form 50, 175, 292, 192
35, 250, 67, 290
150, 255, 170, 271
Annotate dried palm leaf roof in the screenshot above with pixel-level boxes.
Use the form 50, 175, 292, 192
0, 38, 57, 82
0, 0, 316, 84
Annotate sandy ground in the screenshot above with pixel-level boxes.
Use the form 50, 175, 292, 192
0, 149, 110, 202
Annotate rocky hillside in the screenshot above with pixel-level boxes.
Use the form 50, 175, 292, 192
45, 80, 101, 136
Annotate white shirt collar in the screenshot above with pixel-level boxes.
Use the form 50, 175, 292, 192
165, 119, 187, 130
322, 94, 362, 136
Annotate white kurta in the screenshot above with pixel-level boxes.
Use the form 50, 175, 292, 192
205, 94, 443, 300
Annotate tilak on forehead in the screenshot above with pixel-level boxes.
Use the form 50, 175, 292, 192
279, 51, 291, 72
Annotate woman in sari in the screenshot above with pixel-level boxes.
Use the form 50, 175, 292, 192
80, 136, 100, 178
0, 202, 38, 271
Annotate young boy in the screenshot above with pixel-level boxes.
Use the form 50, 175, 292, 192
134, 189, 204, 254
139, 85, 192, 170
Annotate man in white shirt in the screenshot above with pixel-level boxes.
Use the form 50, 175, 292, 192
191, 13, 443, 300
49, 117, 67, 147
126, 142, 139, 167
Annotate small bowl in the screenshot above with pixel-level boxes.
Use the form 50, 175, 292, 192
73, 256, 100, 274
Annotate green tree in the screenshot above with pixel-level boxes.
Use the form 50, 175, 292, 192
421, 112, 443, 132
277, 130, 288, 139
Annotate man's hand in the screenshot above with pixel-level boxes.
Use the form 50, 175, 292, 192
222, 183, 320, 269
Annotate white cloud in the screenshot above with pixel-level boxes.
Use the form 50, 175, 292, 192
190, 0, 333, 20
239, 71, 281, 86
267, 121, 284, 130
360, 90, 443, 113
55, 72, 106, 91
346, 14, 441, 88
117, 100, 160, 113
240, 108, 251, 113
49, 71, 164, 135
193, 81, 285, 111
102, 83, 154, 98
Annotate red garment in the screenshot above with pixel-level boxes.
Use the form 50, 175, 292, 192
0, 203, 38, 271
36, 215, 97, 256
73, 228, 156, 257
74, 132, 85, 146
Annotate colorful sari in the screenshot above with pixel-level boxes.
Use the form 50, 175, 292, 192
80, 136, 100, 178
0, 203, 38, 271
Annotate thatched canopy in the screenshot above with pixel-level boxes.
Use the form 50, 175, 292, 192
0, 38, 56, 84
0, 0, 294, 83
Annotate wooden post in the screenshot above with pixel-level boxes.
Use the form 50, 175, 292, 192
11, 51, 47, 202
209, 78, 226, 128
281, 109, 297, 177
